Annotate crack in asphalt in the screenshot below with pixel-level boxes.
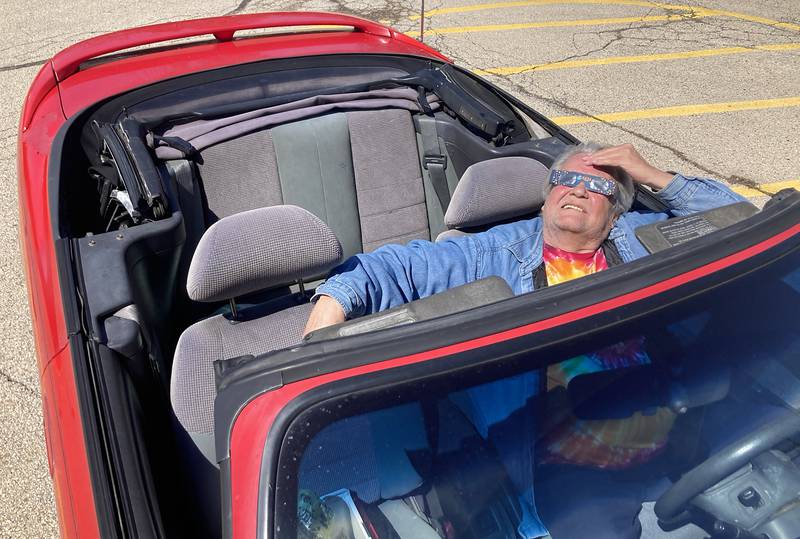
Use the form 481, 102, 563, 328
0, 30, 116, 69
516, 81, 767, 193
501, 71, 768, 191
220, 0, 420, 26
432, 0, 799, 75
324, 0, 418, 29
524, 16, 796, 77
0, 59, 46, 73
226, 0, 255, 16
437, 12, 773, 195
220, 0, 418, 27
0, 368, 38, 398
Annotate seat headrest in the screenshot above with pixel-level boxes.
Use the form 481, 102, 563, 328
444, 156, 550, 229
187, 205, 343, 302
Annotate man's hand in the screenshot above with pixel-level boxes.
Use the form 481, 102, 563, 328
303, 295, 346, 337
581, 144, 674, 190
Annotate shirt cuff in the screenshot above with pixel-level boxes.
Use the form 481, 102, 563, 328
311, 280, 363, 318
654, 173, 694, 206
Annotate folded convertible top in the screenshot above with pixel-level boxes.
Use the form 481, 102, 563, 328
152, 87, 440, 159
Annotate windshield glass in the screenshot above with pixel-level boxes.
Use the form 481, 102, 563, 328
283, 243, 800, 539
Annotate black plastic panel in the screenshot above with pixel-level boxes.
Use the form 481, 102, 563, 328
305, 276, 513, 341
75, 213, 184, 341
636, 201, 760, 253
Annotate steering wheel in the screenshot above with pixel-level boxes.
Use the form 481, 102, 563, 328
654, 413, 800, 522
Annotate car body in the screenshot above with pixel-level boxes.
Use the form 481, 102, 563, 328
18, 11, 800, 539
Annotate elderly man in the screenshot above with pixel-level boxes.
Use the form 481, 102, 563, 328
302, 142, 747, 538
305, 143, 745, 334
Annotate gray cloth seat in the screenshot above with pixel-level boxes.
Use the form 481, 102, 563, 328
436, 156, 550, 241
164, 108, 454, 335
173, 301, 314, 460
171, 206, 343, 464
182, 108, 446, 258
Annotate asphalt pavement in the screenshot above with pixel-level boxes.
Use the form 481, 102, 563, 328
1, 0, 797, 536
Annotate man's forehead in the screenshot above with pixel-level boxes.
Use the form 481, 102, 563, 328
561, 154, 616, 181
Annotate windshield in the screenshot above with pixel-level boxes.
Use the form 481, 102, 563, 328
280, 242, 800, 539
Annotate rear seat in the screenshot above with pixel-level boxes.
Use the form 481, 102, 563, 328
168, 108, 452, 262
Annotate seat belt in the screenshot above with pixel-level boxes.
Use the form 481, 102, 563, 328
416, 89, 451, 213
150, 133, 200, 160
601, 239, 624, 267
165, 160, 207, 273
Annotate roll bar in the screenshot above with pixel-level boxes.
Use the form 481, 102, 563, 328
51, 11, 394, 81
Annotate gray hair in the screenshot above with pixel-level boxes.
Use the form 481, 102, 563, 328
544, 142, 635, 215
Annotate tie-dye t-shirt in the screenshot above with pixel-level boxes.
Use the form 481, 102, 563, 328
540, 244, 675, 469
542, 243, 609, 285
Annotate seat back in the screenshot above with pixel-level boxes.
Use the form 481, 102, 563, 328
177, 109, 441, 262
437, 156, 549, 241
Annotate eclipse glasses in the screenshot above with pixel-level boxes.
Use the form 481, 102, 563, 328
548, 169, 618, 197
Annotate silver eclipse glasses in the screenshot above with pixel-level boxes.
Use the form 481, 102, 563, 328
548, 169, 617, 197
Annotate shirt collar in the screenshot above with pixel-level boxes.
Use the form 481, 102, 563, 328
503, 220, 544, 274
506, 218, 624, 274
608, 220, 625, 240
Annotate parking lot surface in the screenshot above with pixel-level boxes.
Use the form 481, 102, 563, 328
1, 0, 797, 536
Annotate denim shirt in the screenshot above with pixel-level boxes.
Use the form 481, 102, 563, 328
315, 174, 746, 318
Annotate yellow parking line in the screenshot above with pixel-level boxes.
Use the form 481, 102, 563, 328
408, 0, 800, 36
475, 43, 800, 76
405, 13, 714, 37
410, 0, 699, 19
703, 9, 800, 33
731, 179, 800, 198
551, 97, 800, 126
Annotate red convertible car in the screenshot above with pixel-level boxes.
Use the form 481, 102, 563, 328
18, 11, 800, 539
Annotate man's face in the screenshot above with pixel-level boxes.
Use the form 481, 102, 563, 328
542, 154, 617, 242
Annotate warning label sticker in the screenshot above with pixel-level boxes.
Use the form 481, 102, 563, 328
657, 215, 719, 246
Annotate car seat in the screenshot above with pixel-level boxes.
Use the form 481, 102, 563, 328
171, 205, 343, 465
437, 156, 550, 241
